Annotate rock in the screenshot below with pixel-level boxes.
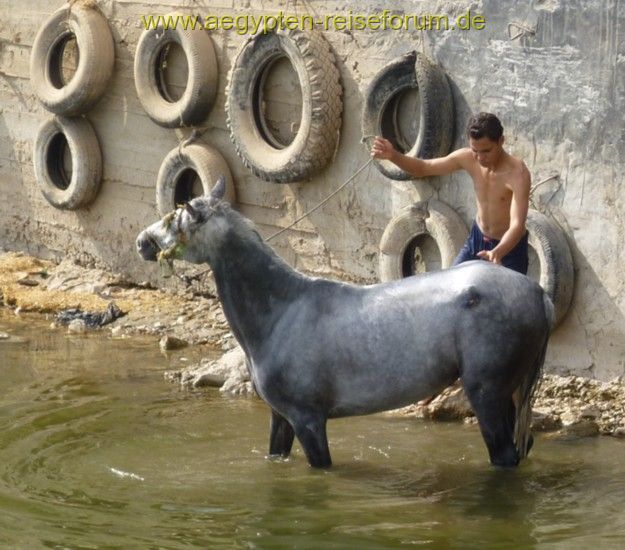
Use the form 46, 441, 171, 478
560, 411, 600, 437
17, 277, 39, 287
193, 372, 226, 388
386, 403, 422, 418
220, 377, 254, 396
111, 326, 123, 337
560, 410, 579, 425
68, 319, 86, 333
580, 405, 602, 419
169, 345, 251, 394
532, 408, 562, 431
563, 419, 600, 438
0, 332, 9, 340
424, 384, 474, 421
44, 259, 110, 294
159, 335, 188, 351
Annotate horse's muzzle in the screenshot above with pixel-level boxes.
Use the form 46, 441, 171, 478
136, 230, 160, 261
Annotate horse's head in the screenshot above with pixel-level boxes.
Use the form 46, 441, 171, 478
136, 175, 227, 267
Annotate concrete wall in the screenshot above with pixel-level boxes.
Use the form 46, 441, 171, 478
1, 0, 624, 379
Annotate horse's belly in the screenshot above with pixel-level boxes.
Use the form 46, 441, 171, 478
327, 357, 459, 418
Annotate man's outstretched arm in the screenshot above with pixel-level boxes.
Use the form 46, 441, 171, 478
370, 137, 469, 177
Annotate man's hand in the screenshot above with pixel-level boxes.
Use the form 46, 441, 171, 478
477, 249, 503, 265
370, 137, 396, 161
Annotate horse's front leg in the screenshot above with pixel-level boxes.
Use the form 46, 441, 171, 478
269, 409, 295, 458
291, 411, 332, 468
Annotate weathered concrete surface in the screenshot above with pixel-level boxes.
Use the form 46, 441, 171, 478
0, 1, 624, 379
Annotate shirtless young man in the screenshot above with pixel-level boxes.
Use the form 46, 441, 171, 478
371, 112, 531, 274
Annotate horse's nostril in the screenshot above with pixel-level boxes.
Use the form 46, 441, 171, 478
136, 232, 159, 261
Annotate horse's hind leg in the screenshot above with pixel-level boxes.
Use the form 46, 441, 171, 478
291, 412, 332, 468
464, 384, 519, 467
269, 410, 295, 458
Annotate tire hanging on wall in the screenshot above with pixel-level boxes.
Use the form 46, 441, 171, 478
29, 3, 114, 116
379, 200, 467, 281
226, 29, 342, 183
33, 116, 102, 210
134, 13, 218, 128
156, 143, 236, 216
526, 209, 574, 328
362, 51, 454, 180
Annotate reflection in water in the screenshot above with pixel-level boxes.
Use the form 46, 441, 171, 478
1, 310, 625, 547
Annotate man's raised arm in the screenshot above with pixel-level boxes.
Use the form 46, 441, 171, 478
370, 137, 469, 178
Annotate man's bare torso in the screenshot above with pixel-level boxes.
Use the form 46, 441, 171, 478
460, 149, 529, 240
369, 129, 531, 253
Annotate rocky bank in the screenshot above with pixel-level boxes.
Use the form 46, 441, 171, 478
2, 251, 625, 439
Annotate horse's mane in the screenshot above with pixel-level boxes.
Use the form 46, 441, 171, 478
213, 201, 306, 279
214, 201, 263, 242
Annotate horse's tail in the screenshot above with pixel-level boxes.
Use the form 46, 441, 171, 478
514, 292, 554, 459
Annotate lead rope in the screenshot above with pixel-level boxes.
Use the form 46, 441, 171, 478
529, 174, 560, 209
170, 149, 559, 285
266, 157, 374, 242
265, 134, 377, 242
177, 148, 375, 284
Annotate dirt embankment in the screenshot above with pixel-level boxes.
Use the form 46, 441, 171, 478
0, 251, 232, 349
2, 250, 625, 439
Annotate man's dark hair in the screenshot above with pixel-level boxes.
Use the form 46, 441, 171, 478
466, 112, 504, 141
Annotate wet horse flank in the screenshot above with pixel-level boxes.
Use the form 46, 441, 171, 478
136, 177, 554, 469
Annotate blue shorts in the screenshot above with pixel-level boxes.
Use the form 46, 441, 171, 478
452, 221, 529, 275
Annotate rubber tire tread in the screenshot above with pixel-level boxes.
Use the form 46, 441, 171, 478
134, 12, 218, 128
156, 143, 236, 216
362, 51, 454, 180
379, 200, 467, 281
226, 29, 342, 183
526, 209, 574, 328
30, 3, 114, 116
33, 115, 102, 210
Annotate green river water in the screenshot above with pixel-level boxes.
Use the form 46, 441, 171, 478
1, 310, 624, 549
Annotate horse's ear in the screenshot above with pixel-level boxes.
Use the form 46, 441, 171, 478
209, 175, 226, 203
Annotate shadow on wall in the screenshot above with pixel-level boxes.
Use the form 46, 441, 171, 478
447, 76, 473, 152
547, 234, 625, 381
430, 73, 475, 220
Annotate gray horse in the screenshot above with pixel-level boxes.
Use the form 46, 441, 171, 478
136, 177, 554, 469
